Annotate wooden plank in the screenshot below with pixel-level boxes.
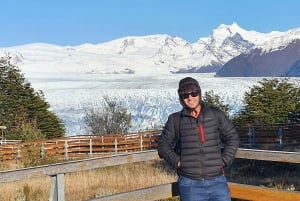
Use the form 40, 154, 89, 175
87, 182, 300, 201
236, 148, 300, 163
229, 182, 300, 201
88, 183, 179, 201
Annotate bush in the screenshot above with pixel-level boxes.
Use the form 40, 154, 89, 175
233, 78, 300, 124
84, 96, 132, 135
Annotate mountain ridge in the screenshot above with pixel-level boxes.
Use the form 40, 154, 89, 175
1, 23, 300, 76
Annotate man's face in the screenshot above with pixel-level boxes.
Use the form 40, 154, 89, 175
181, 90, 200, 109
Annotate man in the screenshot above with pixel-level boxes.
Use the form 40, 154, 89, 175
158, 77, 239, 201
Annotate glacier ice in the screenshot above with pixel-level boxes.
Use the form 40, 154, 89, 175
26, 72, 294, 136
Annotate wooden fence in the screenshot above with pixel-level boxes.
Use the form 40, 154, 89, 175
236, 124, 300, 148
0, 149, 300, 201
0, 130, 160, 161
1, 124, 300, 162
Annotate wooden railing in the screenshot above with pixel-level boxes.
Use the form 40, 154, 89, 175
236, 124, 300, 148
2, 124, 300, 162
0, 130, 160, 161
0, 149, 300, 201
0, 150, 160, 201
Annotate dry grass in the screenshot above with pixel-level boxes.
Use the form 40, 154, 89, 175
0, 160, 177, 201
0, 177, 50, 201
0, 160, 22, 171
226, 158, 300, 191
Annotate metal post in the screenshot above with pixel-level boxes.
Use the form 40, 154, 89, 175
248, 127, 253, 148
278, 127, 283, 147
49, 173, 65, 201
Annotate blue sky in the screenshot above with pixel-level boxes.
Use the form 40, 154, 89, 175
1, 0, 300, 47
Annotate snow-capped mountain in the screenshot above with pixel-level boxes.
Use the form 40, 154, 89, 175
216, 27, 300, 77
216, 39, 300, 77
1, 22, 300, 77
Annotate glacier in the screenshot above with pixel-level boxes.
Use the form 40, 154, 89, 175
26, 72, 277, 136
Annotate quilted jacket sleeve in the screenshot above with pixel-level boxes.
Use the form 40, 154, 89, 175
157, 113, 180, 169
215, 108, 240, 167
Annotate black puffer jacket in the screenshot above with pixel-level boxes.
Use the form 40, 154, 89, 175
158, 103, 239, 180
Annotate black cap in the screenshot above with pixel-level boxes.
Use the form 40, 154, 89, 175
178, 77, 201, 95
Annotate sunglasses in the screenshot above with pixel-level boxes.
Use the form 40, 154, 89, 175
180, 91, 199, 99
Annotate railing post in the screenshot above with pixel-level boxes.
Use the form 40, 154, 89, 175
278, 127, 283, 148
101, 136, 104, 150
64, 141, 68, 160
89, 138, 93, 158
248, 127, 254, 148
114, 138, 118, 155
49, 173, 65, 201
56, 140, 58, 156
140, 134, 143, 151
41, 142, 45, 158
17, 146, 21, 160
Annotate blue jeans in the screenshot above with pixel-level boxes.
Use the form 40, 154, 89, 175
178, 174, 231, 201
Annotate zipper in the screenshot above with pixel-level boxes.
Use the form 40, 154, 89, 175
198, 123, 205, 143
